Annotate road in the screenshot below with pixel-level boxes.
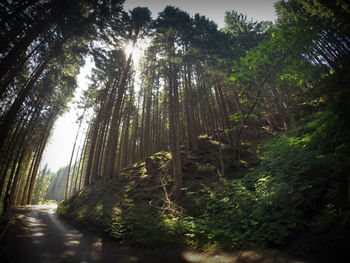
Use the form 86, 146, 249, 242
0, 205, 304, 263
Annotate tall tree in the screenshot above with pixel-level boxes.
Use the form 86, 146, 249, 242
103, 7, 151, 179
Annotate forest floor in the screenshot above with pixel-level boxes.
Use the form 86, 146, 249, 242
0, 205, 306, 263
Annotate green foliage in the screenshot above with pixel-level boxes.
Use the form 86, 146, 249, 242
57, 202, 69, 215
56, 1, 350, 255
166, 104, 348, 248
39, 200, 58, 205
58, 97, 350, 249
32, 165, 55, 205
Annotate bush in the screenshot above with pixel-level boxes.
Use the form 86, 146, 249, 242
58, 98, 350, 251
165, 107, 349, 249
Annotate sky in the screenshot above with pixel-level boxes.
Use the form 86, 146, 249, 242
41, 0, 279, 172
41, 60, 93, 172
124, 0, 278, 27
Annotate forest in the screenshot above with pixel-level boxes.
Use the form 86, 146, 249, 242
0, 0, 350, 261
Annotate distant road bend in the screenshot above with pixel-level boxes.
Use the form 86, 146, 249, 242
0, 205, 303, 263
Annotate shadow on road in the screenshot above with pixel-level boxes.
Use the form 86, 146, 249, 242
0, 205, 187, 263
0, 205, 305, 263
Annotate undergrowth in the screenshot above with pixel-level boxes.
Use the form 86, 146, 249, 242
58, 87, 350, 260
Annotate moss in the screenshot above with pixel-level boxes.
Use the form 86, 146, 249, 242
57, 145, 254, 248
57, 202, 70, 216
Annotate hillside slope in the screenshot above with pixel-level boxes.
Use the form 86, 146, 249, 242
58, 136, 258, 246
58, 125, 350, 262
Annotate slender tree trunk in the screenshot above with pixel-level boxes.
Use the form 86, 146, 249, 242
70, 143, 81, 196
0, 104, 38, 200
8, 139, 29, 206
144, 85, 152, 158
20, 152, 36, 205
0, 41, 62, 152
14, 152, 31, 206
2, 142, 25, 211
89, 84, 115, 182
121, 98, 132, 168
166, 40, 182, 200
0, 39, 44, 96
83, 125, 96, 187
139, 88, 146, 159
130, 99, 141, 164
64, 111, 84, 199
26, 114, 55, 204
104, 55, 132, 179
184, 63, 197, 151
75, 133, 88, 193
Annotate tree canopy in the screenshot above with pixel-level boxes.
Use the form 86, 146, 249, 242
1, 0, 350, 260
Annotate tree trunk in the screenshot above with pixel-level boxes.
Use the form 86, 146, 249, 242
20, 151, 36, 205
167, 42, 182, 200
64, 111, 84, 199
0, 39, 44, 96
26, 114, 55, 204
183, 63, 197, 151
121, 98, 132, 169
103, 55, 132, 179
0, 41, 62, 152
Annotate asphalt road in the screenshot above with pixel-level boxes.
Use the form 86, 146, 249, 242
0, 205, 191, 263
0, 205, 304, 263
